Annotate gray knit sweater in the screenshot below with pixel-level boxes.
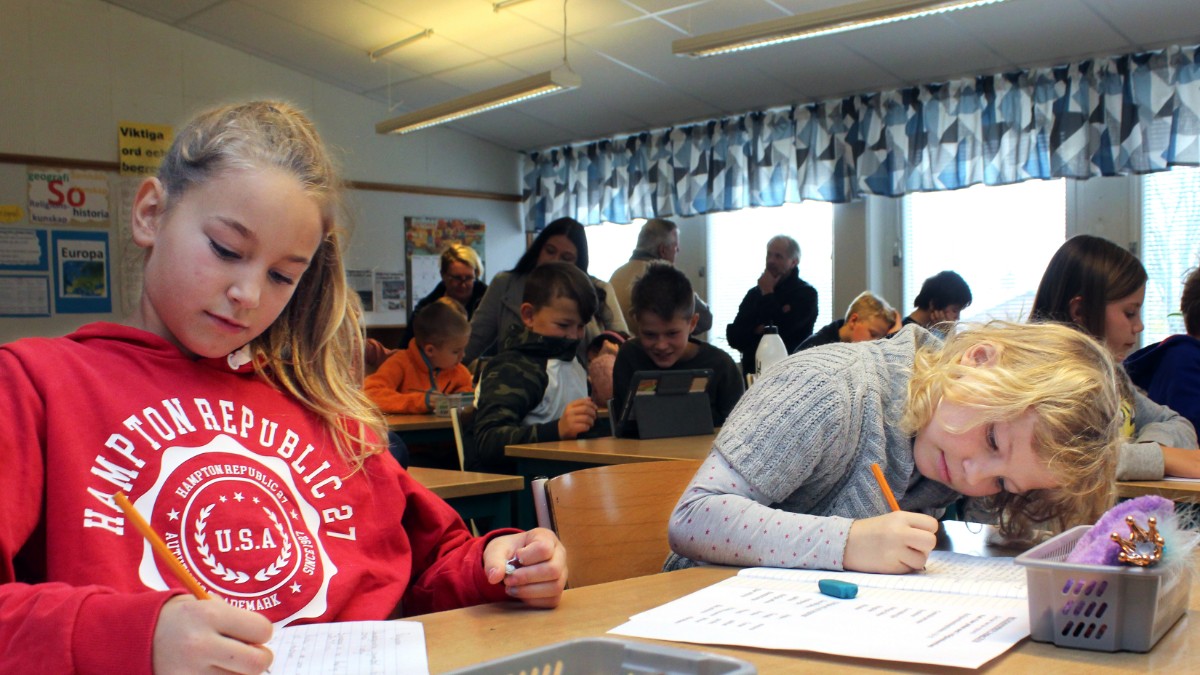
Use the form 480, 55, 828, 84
667, 326, 959, 570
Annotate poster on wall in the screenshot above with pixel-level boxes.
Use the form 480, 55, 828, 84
0, 228, 49, 271
118, 121, 174, 177
52, 230, 112, 314
404, 216, 485, 313
28, 167, 112, 226
347, 269, 374, 312
0, 276, 50, 317
373, 271, 406, 326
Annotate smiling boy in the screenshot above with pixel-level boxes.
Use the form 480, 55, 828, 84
613, 264, 744, 431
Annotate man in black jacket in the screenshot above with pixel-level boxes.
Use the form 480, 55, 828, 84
726, 235, 818, 374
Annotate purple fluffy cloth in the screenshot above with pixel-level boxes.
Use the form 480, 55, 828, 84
1065, 495, 1175, 565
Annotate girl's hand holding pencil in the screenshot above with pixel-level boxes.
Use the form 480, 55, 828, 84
115, 493, 273, 674
484, 527, 568, 608
842, 463, 938, 574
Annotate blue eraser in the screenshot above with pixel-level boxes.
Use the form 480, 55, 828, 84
818, 578, 858, 599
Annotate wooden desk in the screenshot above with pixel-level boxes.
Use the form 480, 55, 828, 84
408, 466, 523, 529
505, 433, 715, 466
504, 434, 714, 528
1117, 480, 1200, 503
386, 413, 453, 432
411, 522, 1199, 673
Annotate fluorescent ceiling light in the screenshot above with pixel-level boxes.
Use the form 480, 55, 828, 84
369, 29, 433, 61
673, 0, 1009, 58
375, 68, 581, 135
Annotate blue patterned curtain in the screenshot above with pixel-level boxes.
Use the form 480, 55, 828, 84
523, 44, 1200, 229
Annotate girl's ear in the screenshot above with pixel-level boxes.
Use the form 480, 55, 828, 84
1068, 295, 1086, 325
130, 178, 167, 249
519, 302, 536, 328
959, 343, 999, 367
422, 342, 437, 359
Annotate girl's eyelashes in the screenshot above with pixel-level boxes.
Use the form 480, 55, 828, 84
986, 424, 998, 452
209, 239, 240, 260
269, 270, 296, 286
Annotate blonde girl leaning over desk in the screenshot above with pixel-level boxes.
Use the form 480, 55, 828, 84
0, 101, 566, 675
668, 322, 1121, 574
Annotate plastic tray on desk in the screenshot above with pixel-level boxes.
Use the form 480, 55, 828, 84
1015, 524, 1196, 652
431, 392, 473, 417
442, 637, 756, 675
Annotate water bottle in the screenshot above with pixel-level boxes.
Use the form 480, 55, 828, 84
755, 324, 787, 375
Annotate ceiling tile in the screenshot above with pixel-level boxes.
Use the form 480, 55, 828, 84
1082, 0, 1200, 49
183, 2, 406, 92
103, 0, 224, 23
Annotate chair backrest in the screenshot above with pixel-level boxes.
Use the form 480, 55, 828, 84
449, 405, 476, 471
542, 459, 701, 588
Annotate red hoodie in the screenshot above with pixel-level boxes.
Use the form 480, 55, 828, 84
0, 323, 513, 674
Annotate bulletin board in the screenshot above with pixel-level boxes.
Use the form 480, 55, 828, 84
403, 216, 486, 314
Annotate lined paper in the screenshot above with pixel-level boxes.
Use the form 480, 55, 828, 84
610, 551, 1029, 670
265, 621, 429, 675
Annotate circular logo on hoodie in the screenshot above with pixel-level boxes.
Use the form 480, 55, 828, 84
133, 435, 336, 625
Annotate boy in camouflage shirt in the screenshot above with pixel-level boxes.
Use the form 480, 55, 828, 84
470, 262, 599, 473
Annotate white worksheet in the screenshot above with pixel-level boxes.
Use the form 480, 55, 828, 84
266, 621, 429, 675
610, 551, 1030, 670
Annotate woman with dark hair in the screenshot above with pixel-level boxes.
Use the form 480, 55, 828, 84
465, 217, 626, 362
1029, 234, 1198, 479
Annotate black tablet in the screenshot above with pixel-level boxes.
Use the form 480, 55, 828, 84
614, 369, 715, 439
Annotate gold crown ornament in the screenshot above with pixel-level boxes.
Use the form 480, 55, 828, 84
1110, 515, 1165, 567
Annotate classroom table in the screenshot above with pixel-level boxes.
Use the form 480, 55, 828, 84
410, 521, 1200, 673
1117, 479, 1200, 503
386, 414, 458, 468
386, 413, 454, 432
408, 466, 523, 529
504, 433, 715, 528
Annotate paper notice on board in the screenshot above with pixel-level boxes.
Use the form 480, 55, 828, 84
0, 276, 51, 317
374, 271, 407, 326
348, 269, 374, 312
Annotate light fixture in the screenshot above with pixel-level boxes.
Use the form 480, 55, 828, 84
375, 67, 581, 135
369, 29, 433, 61
673, 0, 1009, 58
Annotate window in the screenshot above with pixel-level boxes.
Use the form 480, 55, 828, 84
903, 180, 1066, 323
708, 202, 834, 360
584, 220, 644, 282
1141, 166, 1200, 344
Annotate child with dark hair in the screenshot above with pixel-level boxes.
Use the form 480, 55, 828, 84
471, 262, 600, 472
903, 270, 972, 331
1125, 265, 1200, 433
613, 264, 744, 428
1030, 234, 1198, 479
364, 297, 472, 413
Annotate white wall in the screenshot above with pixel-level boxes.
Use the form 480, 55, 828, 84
0, 0, 527, 343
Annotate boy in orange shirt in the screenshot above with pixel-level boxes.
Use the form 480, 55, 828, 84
365, 297, 473, 413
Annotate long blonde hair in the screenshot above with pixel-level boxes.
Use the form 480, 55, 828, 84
902, 321, 1122, 540
158, 100, 386, 467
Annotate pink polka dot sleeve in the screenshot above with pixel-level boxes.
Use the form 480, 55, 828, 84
668, 449, 852, 570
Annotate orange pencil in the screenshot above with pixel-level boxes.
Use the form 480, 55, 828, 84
870, 463, 901, 512
114, 492, 210, 600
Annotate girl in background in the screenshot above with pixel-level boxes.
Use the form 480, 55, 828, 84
1030, 234, 1199, 479
0, 101, 566, 675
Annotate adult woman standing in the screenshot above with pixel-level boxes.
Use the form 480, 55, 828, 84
403, 244, 488, 346
466, 217, 626, 363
